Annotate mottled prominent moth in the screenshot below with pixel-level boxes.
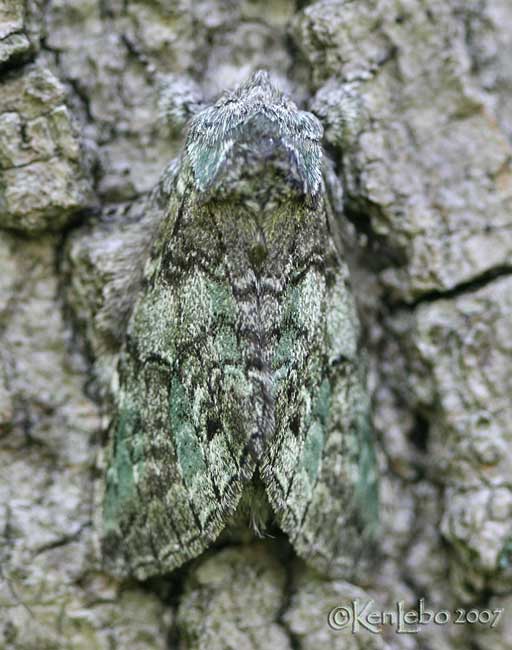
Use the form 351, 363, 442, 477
101, 71, 378, 579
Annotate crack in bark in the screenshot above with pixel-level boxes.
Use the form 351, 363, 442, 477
396, 264, 512, 310
32, 521, 91, 556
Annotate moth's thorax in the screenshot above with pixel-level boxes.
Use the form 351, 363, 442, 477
202, 114, 321, 210
186, 70, 323, 200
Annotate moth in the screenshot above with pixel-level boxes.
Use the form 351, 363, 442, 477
101, 71, 378, 580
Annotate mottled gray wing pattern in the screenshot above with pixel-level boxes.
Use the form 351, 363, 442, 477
102, 184, 256, 579
261, 233, 378, 579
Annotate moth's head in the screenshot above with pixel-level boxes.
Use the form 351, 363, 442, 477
185, 71, 323, 205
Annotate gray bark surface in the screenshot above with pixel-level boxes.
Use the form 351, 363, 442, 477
1, 1, 512, 648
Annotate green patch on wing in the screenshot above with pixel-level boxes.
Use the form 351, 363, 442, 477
103, 409, 143, 531
302, 422, 324, 485
169, 376, 206, 487
273, 285, 301, 369
354, 405, 379, 539
302, 380, 330, 484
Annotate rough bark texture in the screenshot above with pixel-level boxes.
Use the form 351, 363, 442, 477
1, 1, 511, 649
